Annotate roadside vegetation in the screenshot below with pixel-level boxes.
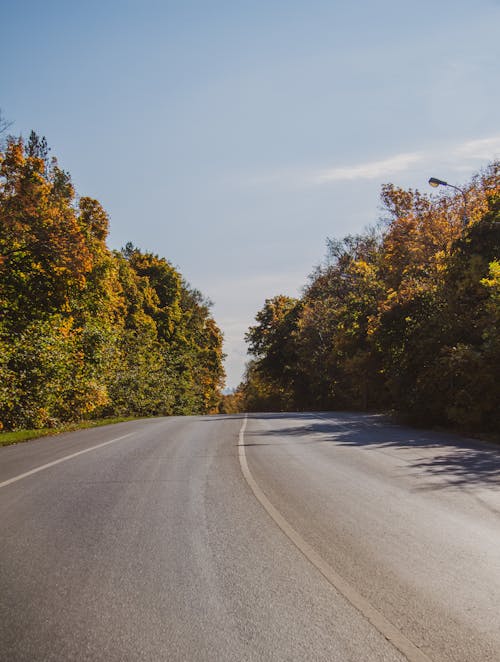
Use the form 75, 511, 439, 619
2, 115, 498, 437
230, 163, 500, 434
0, 127, 225, 431
0, 416, 139, 447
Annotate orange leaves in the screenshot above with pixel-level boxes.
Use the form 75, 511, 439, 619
241, 161, 500, 426
1, 132, 226, 427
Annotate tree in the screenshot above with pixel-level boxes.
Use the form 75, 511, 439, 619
0, 135, 92, 330
0, 132, 226, 429
240, 162, 500, 431
245, 295, 304, 409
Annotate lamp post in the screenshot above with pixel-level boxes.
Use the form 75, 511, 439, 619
428, 177, 468, 227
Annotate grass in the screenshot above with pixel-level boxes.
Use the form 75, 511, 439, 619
0, 416, 139, 447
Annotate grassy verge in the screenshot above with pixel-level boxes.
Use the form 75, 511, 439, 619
0, 417, 139, 448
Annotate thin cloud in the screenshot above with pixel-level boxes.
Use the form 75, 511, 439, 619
452, 135, 500, 160
316, 152, 424, 183
238, 134, 500, 191
238, 152, 424, 189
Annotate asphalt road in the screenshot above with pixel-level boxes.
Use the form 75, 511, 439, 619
1, 413, 499, 661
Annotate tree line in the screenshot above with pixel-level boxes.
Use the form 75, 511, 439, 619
232, 163, 500, 432
0, 131, 225, 430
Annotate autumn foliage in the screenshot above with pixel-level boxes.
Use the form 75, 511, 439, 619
0, 132, 225, 430
241, 163, 500, 432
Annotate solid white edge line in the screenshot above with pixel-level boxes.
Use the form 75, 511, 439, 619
0, 432, 136, 488
238, 413, 432, 662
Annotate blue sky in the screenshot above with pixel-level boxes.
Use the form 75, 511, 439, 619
2, 0, 500, 387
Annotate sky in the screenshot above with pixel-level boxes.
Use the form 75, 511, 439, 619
2, 0, 500, 388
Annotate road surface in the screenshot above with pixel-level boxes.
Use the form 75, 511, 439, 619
1, 413, 499, 661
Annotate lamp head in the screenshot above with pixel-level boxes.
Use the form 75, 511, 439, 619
429, 177, 448, 188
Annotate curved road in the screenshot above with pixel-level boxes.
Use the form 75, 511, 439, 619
1, 413, 499, 661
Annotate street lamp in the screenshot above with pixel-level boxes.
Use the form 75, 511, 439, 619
428, 177, 468, 227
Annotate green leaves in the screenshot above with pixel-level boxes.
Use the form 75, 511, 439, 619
0, 132, 225, 429
241, 163, 500, 432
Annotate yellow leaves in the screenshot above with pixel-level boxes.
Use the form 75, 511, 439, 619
1, 133, 227, 427
81, 382, 109, 412
481, 260, 500, 287
366, 314, 379, 336
351, 259, 375, 279
481, 261, 500, 304
57, 317, 74, 338
434, 250, 447, 272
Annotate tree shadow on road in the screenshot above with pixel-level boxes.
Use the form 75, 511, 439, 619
243, 413, 500, 489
